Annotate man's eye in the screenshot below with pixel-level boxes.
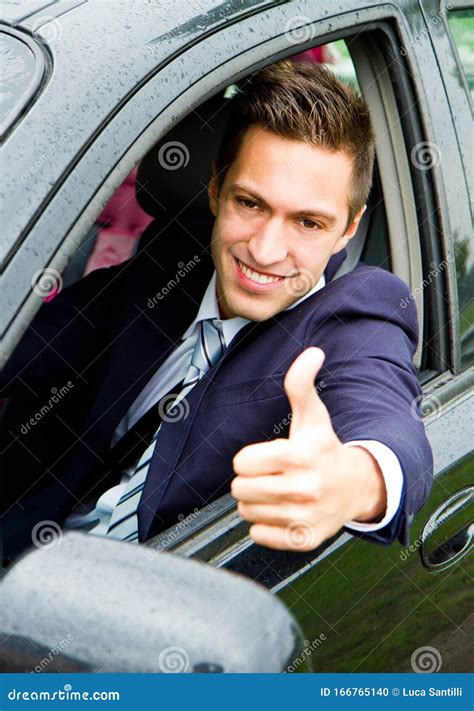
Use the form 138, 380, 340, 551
299, 218, 321, 230
237, 197, 258, 209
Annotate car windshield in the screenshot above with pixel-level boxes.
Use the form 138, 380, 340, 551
0, 31, 39, 137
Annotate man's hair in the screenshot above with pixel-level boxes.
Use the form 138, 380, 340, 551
216, 60, 375, 224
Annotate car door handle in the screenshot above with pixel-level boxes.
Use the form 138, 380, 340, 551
420, 486, 473, 573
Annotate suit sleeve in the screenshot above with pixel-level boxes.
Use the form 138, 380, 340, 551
305, 266, 434, 547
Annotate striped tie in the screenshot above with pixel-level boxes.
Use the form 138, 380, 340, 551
105, 318, 226, 542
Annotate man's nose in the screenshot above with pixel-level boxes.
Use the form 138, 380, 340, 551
247, 219, 288, 267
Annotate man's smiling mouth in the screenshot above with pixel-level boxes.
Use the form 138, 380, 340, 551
236, 258, 286, 285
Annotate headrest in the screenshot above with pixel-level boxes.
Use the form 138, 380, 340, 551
136, 90, 232, 220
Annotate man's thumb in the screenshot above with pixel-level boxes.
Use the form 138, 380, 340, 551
284, 347, 330, 436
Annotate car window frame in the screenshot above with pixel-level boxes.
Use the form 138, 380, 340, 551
3, 5, 443, 367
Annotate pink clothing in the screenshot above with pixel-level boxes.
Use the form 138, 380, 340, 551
84, 167, 152, 274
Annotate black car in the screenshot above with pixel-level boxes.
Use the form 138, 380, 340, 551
1, 0, 472, 673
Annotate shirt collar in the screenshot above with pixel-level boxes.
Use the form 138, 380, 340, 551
181, 270, 326, 346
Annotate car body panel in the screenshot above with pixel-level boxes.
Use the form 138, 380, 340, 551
277, 453, 473, 672
0, 0, 276, 264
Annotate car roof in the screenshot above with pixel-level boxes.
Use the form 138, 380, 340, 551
0, 0, 274, 263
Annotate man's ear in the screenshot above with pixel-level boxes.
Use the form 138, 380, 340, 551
208, 160, 219, 217
331, 204, 367, 255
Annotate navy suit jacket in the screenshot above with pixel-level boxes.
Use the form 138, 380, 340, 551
0, 222, 433, 560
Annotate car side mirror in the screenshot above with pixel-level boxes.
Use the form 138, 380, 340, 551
0, 532, 305, 673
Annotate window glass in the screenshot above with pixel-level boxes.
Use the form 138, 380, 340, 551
447, 10, 474, 367
447, 10, 474, 99
0, 31, 40, 138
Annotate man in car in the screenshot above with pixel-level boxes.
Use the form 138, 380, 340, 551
0, 61, 433, 561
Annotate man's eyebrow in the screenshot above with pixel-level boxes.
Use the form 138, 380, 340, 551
229, 183, 268, 204
228, 183, 338, 225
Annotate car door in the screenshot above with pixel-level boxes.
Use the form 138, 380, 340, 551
139, 1, 473, 673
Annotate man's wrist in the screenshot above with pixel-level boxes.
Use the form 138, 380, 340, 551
343, 444, 387, 523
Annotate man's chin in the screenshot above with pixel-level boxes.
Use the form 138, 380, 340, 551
221, 293, 291, 322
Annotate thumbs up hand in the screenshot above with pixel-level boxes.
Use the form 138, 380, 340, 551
231, 348, 387, 551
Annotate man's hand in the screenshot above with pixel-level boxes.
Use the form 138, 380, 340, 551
231, 347, 387, 551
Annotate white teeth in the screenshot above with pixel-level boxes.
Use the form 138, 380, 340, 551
238, 260, 281, 284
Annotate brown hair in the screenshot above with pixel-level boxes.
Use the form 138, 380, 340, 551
216, 60, 375, 224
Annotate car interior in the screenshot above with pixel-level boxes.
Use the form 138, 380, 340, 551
0, 39, 432, 556
63, 42, 392, 314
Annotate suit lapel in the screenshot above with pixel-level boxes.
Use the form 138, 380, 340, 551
137, 315, 279, 539
78, 259, 212, 470
137, 253, 348, 539
77, 246, 348, 537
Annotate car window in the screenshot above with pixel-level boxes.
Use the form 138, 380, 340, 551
2, 19, 450, 567
446, 8, 474, 368
53, 37, 427, 372
447, 8, 474, 100
0, 28, 45, 140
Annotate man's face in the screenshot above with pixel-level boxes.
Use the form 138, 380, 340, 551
208, 125, 365, 321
